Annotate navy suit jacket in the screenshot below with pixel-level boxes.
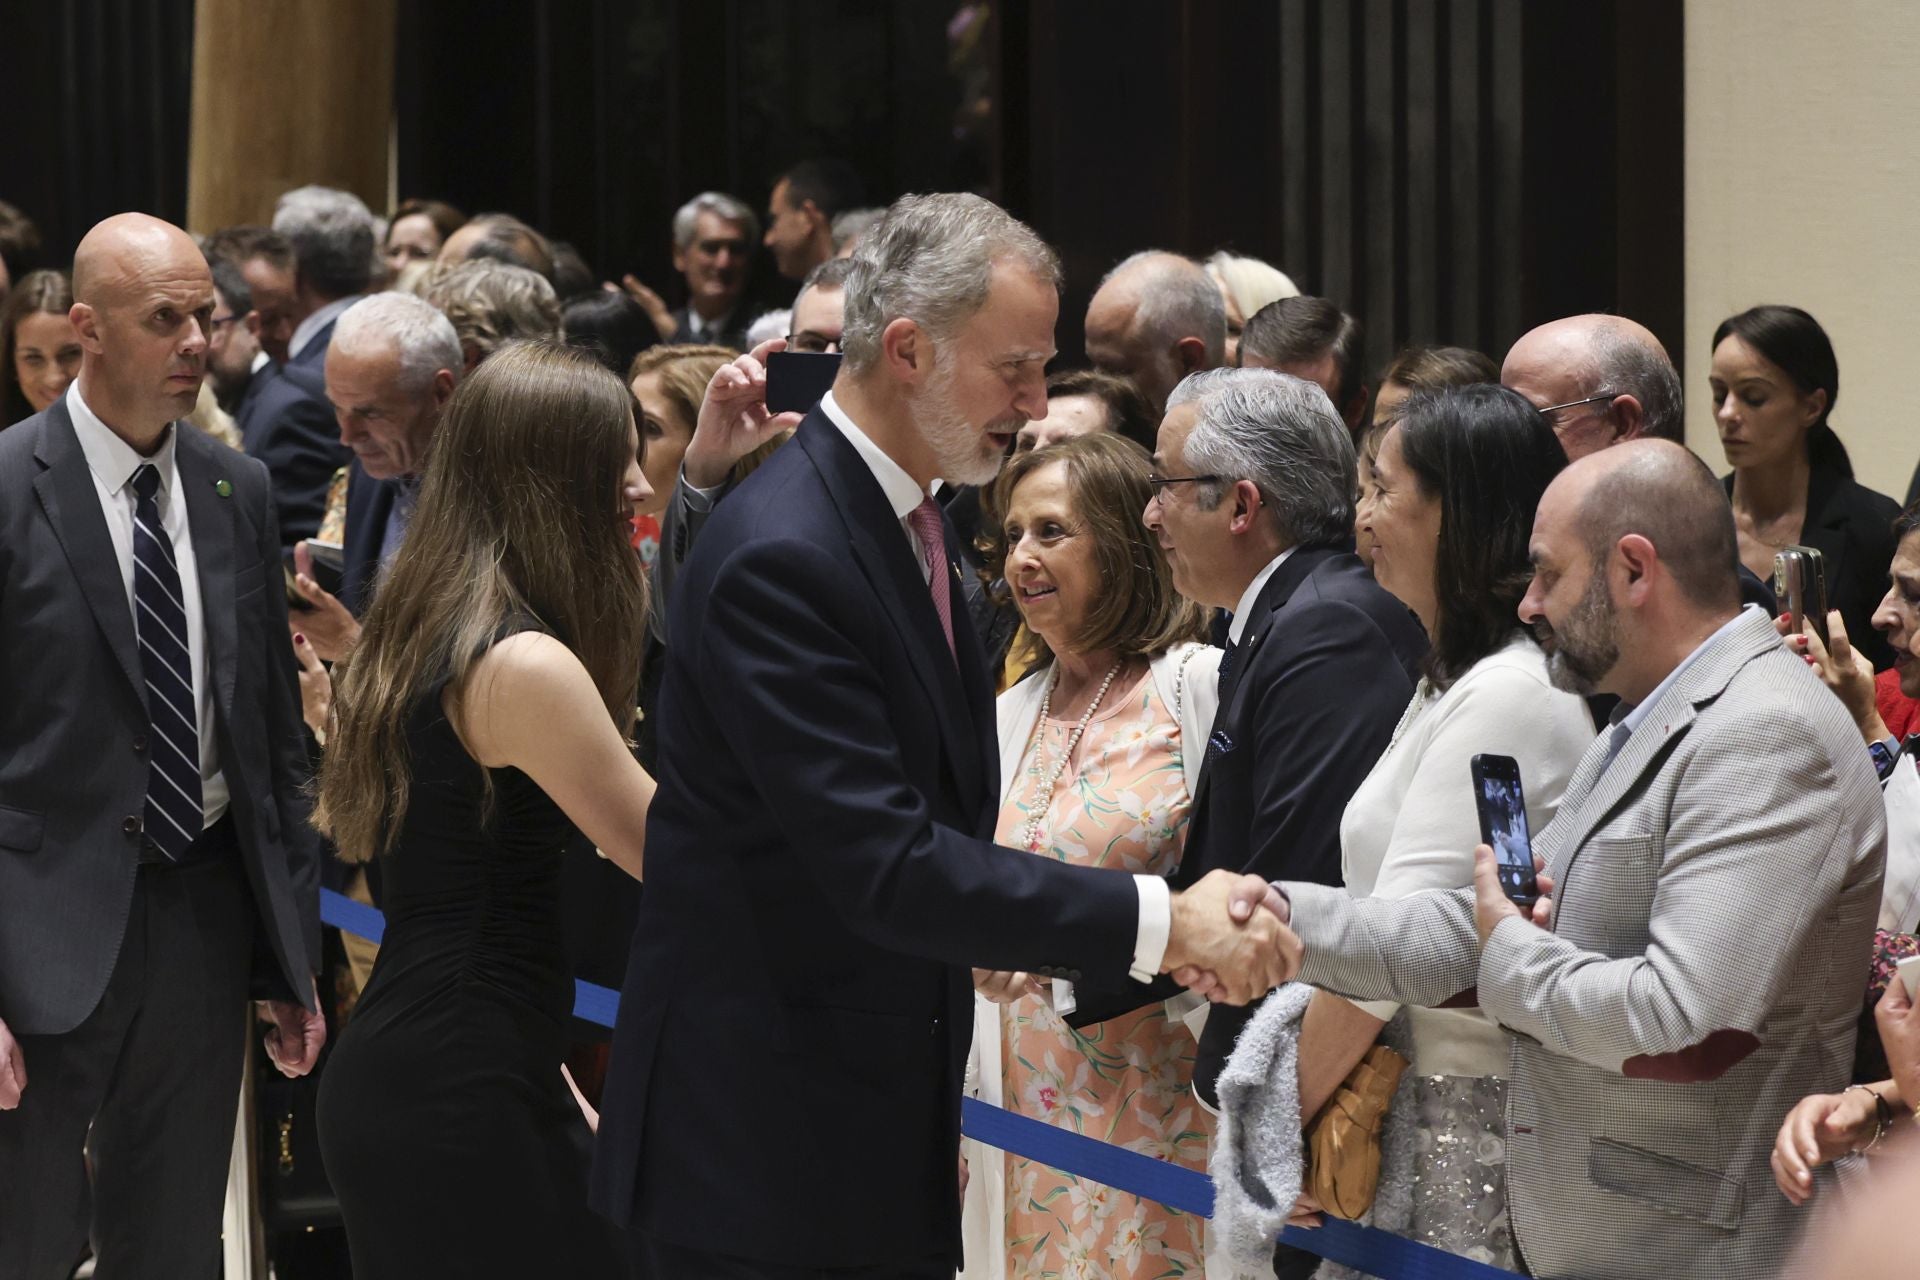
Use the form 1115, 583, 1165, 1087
237, 322, 348, 547
337, 459, 401, 617
1071, 546, 1427, 1102
589, 408, 1145, 1268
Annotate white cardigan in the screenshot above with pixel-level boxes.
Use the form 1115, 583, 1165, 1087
960, 642, 1223, 1280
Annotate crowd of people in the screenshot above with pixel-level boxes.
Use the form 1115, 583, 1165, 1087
0, 160, 1914, 1280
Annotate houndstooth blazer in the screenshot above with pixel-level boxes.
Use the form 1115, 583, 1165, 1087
1284, 607, 1885, 1280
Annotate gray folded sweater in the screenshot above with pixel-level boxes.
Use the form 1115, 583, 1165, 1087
1208, 981, 1316, 1268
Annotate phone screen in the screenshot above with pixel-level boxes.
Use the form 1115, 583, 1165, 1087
1472, 754, 1540, 905
765, 350, 843, 415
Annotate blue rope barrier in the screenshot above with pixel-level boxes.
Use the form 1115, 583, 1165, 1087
319, 888, 1525, 1279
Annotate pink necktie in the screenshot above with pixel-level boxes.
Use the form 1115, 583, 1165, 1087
907, 496, 957, 662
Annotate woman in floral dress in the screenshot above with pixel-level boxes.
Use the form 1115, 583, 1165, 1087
961, 433, 1225, 1278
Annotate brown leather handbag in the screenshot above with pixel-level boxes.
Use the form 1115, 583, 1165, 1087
1305, 1043, 1409, 1219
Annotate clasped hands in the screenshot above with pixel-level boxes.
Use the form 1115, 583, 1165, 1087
974, 870, 1303, 1007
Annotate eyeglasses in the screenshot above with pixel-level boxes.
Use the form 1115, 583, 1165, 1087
1147, 473, 1222, 492
1537, 392, 1618, 421
784, 331, 841, 355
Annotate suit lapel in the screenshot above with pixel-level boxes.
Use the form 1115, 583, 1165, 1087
798, 419, 987, 806
1542, 611, 1776, 883
178, 429, 241, 723
30, 401, 144, 706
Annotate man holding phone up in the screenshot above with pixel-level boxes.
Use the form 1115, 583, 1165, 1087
1193, 441, 1884, 1280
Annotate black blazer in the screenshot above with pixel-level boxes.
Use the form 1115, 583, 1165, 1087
237, 328, 349, 548
1071, 546, 1427, 1102
589, 409, 1145, 1268
1724, 462, 1900, 670
338, 459, 402, 617
0, 399, 321, 1034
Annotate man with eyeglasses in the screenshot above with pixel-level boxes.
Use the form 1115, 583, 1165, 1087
1071, 373, 1423, 1251
202, 246, 265, 414
1500, 314, 1683, 461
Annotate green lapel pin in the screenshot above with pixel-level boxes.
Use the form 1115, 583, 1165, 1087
215, 478, 232, 498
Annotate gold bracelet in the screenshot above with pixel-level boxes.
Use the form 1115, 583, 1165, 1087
1846, 1084, 1895, 1153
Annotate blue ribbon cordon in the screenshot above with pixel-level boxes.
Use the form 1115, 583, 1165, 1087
320, 888, 1522, 1279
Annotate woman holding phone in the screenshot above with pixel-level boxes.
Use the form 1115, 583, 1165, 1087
1290, 385, 1594, 1270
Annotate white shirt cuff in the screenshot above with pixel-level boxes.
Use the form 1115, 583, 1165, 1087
678, 468, 725, 512
1130, 874, 1172, 983
1050, 979, 1078, 1016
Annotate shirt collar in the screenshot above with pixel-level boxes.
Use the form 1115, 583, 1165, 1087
1617, 606, 1757, 734
290, 295, 358, 363
686, 305, 736, 339
1227, 548, 1296, 645
819, 390, 926, 521
66, 380, 178, 500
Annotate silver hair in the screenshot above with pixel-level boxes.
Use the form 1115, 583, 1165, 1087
331, 291, 464, 393
830, 207, 884, 253
1099, 250, 1227, 367
745, 309, 791, 349
1586, 320, 1684, 443
839, 193, 1061, 375
671, 192, 760, 251
1167, 367, 1355, 545
272, 185, 380, 299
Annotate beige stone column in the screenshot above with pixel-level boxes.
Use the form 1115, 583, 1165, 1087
187, 0, 396, 233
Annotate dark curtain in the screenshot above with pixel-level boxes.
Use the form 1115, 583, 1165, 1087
0, 0, 195, 268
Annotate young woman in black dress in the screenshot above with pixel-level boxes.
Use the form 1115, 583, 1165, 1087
315, 339, 656, 1276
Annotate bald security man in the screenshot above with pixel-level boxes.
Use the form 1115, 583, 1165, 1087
1191, 441, 1883, 1279
0, 214, 324, 1278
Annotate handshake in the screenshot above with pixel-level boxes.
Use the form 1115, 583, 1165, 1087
975, 870, 1303, 1007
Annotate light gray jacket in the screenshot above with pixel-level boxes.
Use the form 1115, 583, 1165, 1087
1283, 608, 1884, 1280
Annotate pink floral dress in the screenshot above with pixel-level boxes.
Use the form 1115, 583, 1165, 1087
995, 674, 1207, 1278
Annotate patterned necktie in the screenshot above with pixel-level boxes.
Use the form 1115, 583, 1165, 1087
906, 496, 957, 662
130, 464, 201, 860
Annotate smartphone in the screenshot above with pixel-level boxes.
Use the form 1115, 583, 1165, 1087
282, 540, 345, 610
765, 350, 842, 415
1773, 546, 1829, 649
1471, 753, 1540, 907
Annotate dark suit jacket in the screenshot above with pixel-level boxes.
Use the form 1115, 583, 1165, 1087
590, 409, 1145, 1268
1724, 463, 1900, 670
338, 458, 402, 617
668, 304, 751, 354
1071, 546, 1427, 1102
0, 398, 322, 1035
237, 323, 349, 547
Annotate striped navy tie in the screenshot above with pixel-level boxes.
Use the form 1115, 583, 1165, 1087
130, 464, 202, 861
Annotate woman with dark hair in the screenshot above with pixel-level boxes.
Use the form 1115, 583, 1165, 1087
383, 197, 467, 276
963, 432, 1219, 1278
1713, 304, 1899, 669
314, 340, 653, 1275
1, 269, 79, 424
1291, 384, 1594, 1271
562, 287, 662, 379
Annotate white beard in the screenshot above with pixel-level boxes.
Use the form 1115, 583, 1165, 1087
912, 353, 1013, 488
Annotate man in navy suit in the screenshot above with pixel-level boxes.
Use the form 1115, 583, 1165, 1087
590, 194, 1301, 1277
236, 186, 379, 545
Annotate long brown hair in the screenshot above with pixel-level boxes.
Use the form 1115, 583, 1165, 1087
983, 432, 1209, 671
317, 340, 649, 861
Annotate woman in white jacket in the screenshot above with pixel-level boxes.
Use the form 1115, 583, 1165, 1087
1293, 385, 1593, 1275
959, 432, 1222, 1279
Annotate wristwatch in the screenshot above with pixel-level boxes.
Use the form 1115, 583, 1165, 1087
1870, 735, 1903, 782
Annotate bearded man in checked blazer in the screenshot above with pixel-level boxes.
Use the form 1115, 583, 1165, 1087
1192, 440, 1883, 1280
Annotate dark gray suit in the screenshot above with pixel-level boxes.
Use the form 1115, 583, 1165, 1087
0, 396, 321, 1277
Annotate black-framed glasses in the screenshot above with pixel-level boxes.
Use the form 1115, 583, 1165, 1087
1147, 473, 1223, 492
785, 330, 841, 354
1537, 392, 1618, 421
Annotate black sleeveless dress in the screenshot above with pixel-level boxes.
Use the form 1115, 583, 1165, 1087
317, 637, 624, 1276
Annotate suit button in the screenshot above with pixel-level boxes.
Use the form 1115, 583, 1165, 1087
132, 734, 148, 754
1067, 970, 1083, 981
122, 815, 143, 838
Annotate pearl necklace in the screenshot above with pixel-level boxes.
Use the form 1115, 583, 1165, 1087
1021, 659, 1124, 853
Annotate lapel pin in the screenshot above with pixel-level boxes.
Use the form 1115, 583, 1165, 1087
215, 478, 233, 498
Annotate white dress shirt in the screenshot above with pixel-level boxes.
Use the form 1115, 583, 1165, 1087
67, 382, 229, 826
288, 295, 358, 364
683, 305, 738, 343
1226, 548, 1297, 646
818, 391, 1173, 982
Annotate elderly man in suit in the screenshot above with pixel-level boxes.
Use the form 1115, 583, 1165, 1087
590, 193, 1301, 1277
236, 186, 379, 546
0, 213, 325, 1278
1193, 439, 1884, 1279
